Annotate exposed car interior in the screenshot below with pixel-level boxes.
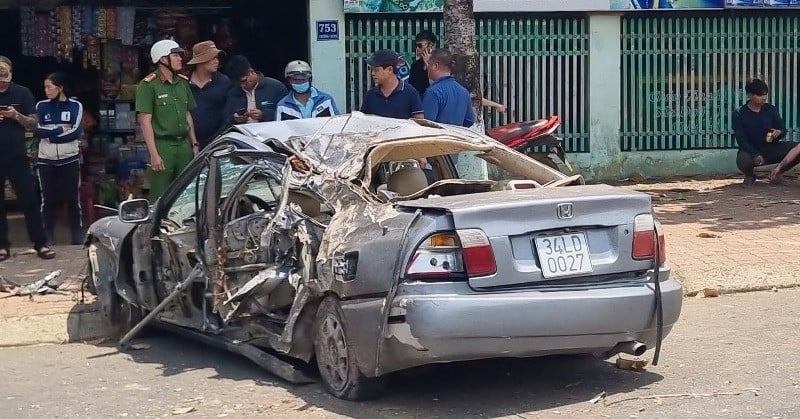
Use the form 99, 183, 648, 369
366, 136, 579, 201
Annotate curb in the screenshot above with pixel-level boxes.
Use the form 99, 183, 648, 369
0, 308, 113, 348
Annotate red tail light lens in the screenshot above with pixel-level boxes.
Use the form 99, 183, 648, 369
632, 214, 667, 264
457, 229, 497, 277
405, 230, 497, 280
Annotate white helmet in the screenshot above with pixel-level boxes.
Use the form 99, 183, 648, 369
150, 39, 184, 64
285, 60, 312, 78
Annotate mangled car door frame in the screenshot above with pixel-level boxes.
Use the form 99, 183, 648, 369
128, 153, 219, 315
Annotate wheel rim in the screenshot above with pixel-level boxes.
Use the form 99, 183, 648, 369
318, 314, 349, 392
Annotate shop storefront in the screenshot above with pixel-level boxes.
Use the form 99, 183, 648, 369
1, 0, 310, 222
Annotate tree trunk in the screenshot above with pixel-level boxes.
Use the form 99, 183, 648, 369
443, 0, 482, 127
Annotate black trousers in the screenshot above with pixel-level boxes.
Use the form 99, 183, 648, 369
38, 161, 83, 244
736, 142, 800, 176
0, 156, 47, 249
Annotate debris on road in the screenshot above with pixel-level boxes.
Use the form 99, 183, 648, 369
697, 288, 721, 298
0, 270, 68, 299
171, 406, 196, 415
0, 276, 20, 293
615, 357, 649, 372
589, 391, 607, 404
603, 388, 760, 407
696, 232, 721, 238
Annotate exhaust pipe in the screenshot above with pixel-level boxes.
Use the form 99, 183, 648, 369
611, 341, 647, 357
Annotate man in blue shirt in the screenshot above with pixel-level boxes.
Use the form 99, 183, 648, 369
187, 41, 231, 149
360, 49, 424, 120
422, 49, 475, 128
276, 60, 339, 121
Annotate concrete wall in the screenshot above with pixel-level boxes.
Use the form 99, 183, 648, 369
308, 0, 347, 110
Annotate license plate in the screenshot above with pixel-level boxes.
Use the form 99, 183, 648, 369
534, 233, 593, 278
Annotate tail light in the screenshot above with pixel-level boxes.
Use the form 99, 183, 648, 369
632, 214, 667, 265
405, 229, 497, 280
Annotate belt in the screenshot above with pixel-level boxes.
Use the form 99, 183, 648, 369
156, 135, 187, 142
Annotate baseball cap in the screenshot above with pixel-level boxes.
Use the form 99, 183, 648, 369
367, 49, 400, 68
0, 62, 11, 82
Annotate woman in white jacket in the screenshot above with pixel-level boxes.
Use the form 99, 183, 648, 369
35, 72, 84, 245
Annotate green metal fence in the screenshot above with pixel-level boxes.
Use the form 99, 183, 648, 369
621, 13, 800, 152
344, 14, 591, 152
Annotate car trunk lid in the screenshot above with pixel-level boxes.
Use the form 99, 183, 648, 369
396, 185, 655, 288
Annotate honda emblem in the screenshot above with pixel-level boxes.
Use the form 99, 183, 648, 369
557, 203, 573, 219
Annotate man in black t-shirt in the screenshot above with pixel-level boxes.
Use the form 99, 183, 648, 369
733, 79, 800, 187
408, 30, 437, 98
0, 60, 53, 260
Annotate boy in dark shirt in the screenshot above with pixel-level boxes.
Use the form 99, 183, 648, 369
733, 79, 799, 186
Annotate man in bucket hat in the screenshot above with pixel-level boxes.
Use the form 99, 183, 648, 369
187, 41, 231, 149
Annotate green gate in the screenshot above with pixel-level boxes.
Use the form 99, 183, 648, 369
344, 14, 590, 153
621, 12, 800, 152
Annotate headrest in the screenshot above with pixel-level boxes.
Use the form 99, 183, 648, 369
387, 166, 429, 197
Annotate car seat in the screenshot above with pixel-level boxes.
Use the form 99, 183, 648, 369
387, 166, 429, 197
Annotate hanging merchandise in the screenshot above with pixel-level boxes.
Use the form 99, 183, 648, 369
117, 7, 136, 46
95, 7, 106, 39
56, 6, 73, 63
132, 11, 150, 47
71, 6, 84, 50
34, 12, 56, 58
105, 7, 118, 40
83, 35, 101, 69
20, 7, 35, 56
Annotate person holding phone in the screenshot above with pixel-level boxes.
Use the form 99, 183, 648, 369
409, 30, 437, 97
35, 72, 84, 245
0, 59, 54, 260
224, 55, 287, 125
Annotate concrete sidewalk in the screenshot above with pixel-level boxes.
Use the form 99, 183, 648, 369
1, 174, 799, 347
617, 174, 800, 295
0, 245, 109, 347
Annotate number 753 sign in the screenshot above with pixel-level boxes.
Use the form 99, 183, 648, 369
316, 20, 340, 41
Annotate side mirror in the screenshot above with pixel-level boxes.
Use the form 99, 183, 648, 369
118, 199, 151, 223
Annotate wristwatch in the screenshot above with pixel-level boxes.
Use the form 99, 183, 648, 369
192, 142, 199, 148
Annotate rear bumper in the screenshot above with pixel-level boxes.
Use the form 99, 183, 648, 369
377, 274, 682, 375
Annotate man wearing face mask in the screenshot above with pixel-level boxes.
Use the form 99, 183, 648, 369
275, 60, 339, 121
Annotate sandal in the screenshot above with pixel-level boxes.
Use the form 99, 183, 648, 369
0, 248, 9, 262
35, 245, 56, 260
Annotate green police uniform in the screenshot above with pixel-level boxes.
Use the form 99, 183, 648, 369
135, 68, 197, 201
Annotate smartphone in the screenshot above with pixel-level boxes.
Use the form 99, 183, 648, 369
0, 106, 9, 111
235, 108, 247, 115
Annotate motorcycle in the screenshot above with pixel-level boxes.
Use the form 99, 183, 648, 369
486, 115, 573, 173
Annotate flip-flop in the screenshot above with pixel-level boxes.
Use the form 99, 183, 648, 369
35, 246, 56, 260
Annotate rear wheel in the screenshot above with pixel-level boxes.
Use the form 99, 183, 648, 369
314, 296, 383, 401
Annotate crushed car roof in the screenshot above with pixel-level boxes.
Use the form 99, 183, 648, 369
232, 112, 496, 177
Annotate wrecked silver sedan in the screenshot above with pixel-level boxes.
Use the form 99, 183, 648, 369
87, 113, 682, 400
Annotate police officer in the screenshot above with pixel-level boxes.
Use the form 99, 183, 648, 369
135, 39, 199, 202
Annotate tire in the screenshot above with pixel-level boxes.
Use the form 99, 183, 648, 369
313, 296, 384, 401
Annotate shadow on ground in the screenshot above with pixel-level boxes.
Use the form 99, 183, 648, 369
614, 176, 800, 234
85, 333, 662, 418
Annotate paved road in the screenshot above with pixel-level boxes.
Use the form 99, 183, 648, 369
1, 289, 799, 419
